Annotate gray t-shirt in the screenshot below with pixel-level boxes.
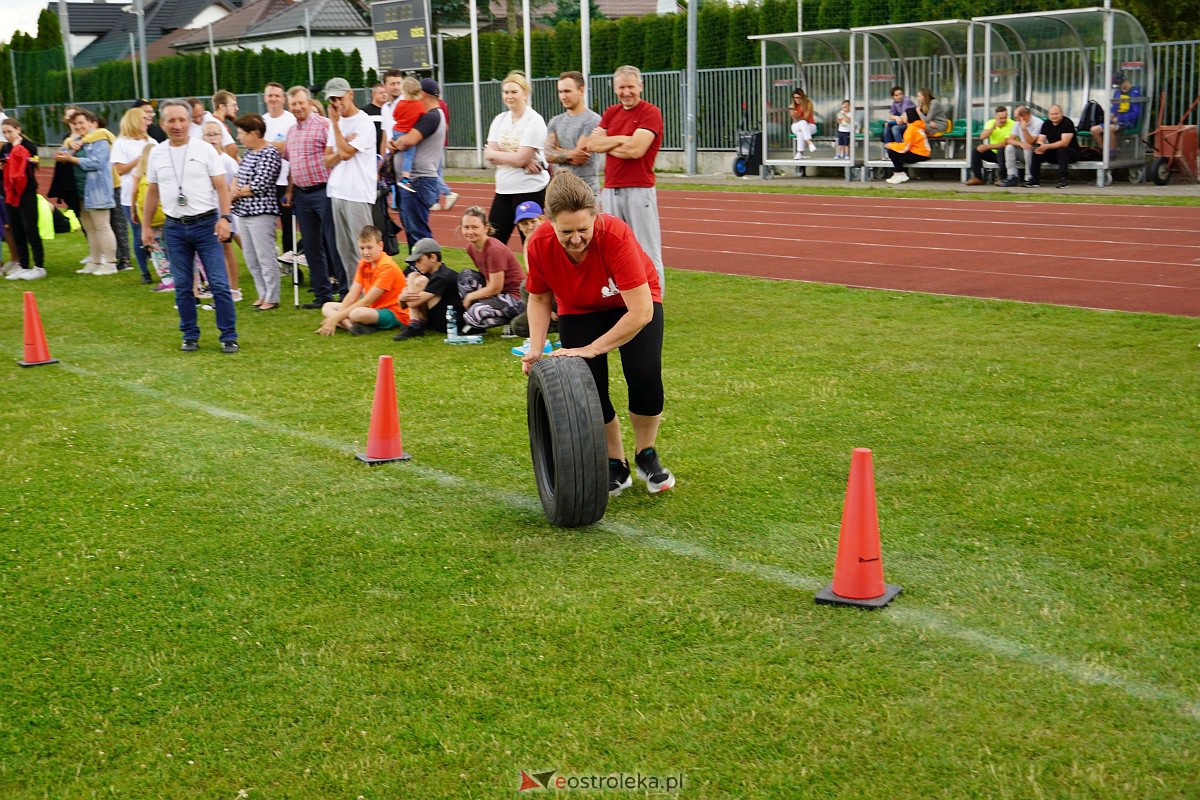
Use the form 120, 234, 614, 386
547, 108, 602, 193
410, 108, 447, 179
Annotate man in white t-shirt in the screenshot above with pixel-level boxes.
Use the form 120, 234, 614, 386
263, 81, 297, 255
211, 90, 240, 159
1006, 105, 1044, 184
142, 99, 239, 353
378, 69, 404, 155
187, 96, 235, 155
323, 77, 377, 288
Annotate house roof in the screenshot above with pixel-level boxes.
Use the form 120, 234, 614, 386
54, 2, 131, 34
170, 0, 295, 48
67, 0, 237, 67
247, 0, 367, 38
171, 0, 368, 50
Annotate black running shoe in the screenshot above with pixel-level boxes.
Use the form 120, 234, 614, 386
608, 458, 633, 497
1056, 178, 1070, 188
634, 447, 676, 494
348, 323, 378, 336
181, 339, 199, 352
393, 322, 427, 340
221, 341, 240, 354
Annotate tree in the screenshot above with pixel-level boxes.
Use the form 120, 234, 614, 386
539, 0, 606, 25
35, 9, 62, 50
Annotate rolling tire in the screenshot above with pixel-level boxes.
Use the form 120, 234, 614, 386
527, 356, 608, 528
1151, 156, 1171, 186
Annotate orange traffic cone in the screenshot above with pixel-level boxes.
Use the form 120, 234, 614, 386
355, 355, 411, 464
815, 448, 902, 609
17, 292, 60, 368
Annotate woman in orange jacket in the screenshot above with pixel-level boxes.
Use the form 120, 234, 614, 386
884, 108, 930, 185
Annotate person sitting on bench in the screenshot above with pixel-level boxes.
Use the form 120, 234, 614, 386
1090, 75, 1141, 154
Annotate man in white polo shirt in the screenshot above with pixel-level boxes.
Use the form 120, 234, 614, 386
262, 81, 297, 256
142, 98, 240, 353
323, 77, 377, 288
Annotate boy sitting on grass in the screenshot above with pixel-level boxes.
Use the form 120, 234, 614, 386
317, 225, 409, 336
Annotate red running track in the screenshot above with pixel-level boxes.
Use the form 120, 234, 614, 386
40, 164, 1197, 316
425, 184, 1200, 317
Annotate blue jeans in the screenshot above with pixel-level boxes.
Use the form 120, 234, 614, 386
399, 177, 438, 249
883, 121, 907, 143
437, 155, 451, 197
122, 205, 151, 279
290, 187, 339, 302
163, 214, 238, 343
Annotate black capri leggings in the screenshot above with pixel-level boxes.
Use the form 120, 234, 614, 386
488, 188, 546, 247
557, 302, 665, 423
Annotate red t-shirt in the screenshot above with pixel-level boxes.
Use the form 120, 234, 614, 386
467, 236, 523, 299
525, 214, 661, 315
598, 101, 662, 189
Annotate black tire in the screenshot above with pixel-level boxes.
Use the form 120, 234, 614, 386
527, 356, 608, 528
732, 155, 749, 177
1152, 156, 1171, 186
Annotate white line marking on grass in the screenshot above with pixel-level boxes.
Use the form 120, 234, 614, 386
61, 363, 1200, 723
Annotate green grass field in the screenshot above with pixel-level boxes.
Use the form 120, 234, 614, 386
2, 227, 1198, 799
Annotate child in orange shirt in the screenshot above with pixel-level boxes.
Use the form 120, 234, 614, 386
316, 225, 410, 335
390, 76, 424, 193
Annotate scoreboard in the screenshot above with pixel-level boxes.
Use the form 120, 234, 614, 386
372, 0, 433, 72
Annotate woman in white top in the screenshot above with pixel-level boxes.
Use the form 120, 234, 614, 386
484, 71, 549, 245
112, 107, 158, 283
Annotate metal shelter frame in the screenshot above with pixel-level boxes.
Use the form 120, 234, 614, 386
974, 7, 1154, 185
749, 30, 857, 180
750, 7, 1154, 186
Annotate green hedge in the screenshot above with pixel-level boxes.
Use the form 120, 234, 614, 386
22, 47, 367, 106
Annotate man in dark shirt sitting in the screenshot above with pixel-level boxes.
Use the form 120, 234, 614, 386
1027, 104, 1079, 189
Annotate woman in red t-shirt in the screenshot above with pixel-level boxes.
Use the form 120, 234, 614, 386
458, 206, 525, 333
522, 172, 674, 496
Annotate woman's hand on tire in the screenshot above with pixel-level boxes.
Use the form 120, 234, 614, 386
521, 351, 544, 375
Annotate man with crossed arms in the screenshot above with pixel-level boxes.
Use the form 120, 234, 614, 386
585, 65, 665, 291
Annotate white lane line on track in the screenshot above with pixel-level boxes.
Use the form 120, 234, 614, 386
661, 216, 1197, 251
659, 203, 1200, 236
58, 362, 1200, 723
663, 239, 1200, 281
658, 194, 1200, 222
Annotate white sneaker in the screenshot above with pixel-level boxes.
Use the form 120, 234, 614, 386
793, 153, 804, 160
79, 256, 92, 265
76, 261, 100, 274
232, 289, 243, 302
19, 267, 47, 280
892, 173, 910, 184
443, 192, 459, 211
93, 261, 119, 276
429, 202, 442, 211
6, 268, 30, 280
808, 142, 817, 152
2, 261, 20, 276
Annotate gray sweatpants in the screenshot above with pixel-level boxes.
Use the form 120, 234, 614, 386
600, 185, 664, 291
239, 214, 281, 304
330, 198, 374, 286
